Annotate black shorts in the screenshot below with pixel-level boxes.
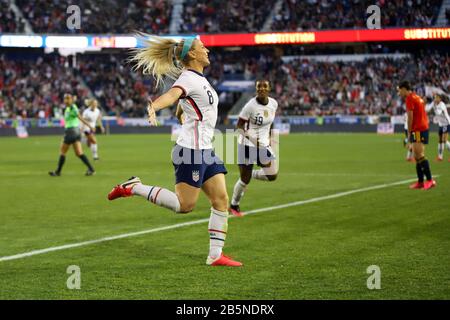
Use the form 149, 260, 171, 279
438, 125, 450, 136
237, 144, 276, 167
84, 129, 95, 136
171, 144, 227, 188
63, 127, 81, 144
409, 130, 429, 145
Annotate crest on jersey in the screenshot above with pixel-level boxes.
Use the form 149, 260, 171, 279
192, 170, 200, 182
264, 110, 269, 117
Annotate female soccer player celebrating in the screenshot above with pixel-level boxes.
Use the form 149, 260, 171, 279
82, 98, 104, 160
229, 80, 278, 217
426, 94, 450, 161
49, 94, 95, 176
397, 81, 436, 190
108, 36, 242, 267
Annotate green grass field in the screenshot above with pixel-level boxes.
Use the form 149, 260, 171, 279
0, 133, 449, 300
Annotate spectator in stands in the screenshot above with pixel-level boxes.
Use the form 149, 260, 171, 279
0, 51, 448, 119
0, 53, 87, 119
0, 0, 26, 33
272, 0, 443, 31
2, 0, 446, 34
180, 0, 272, 33
15, 0, 171, 34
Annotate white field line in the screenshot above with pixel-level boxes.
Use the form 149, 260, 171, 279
0, 177, 423, 262
0, 172, 410, 177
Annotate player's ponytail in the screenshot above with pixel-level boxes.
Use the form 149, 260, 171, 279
131, 34, 193, 88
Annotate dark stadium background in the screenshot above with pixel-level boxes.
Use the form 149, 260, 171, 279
0, 0, 449, 302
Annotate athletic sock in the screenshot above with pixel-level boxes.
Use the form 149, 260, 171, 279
438, 143, 444, 159
56, 155, 66, 173
208, 208, 228, 259
78, 154, 94, 172
420, 158, 433, 181
446, 141, 450, 151
90, 143, 98, 158
415, 162, 424, 183
252, 169, 269, 181
406, 148, 413, 159
231, 179, 247, 206
132, 184, 181, 212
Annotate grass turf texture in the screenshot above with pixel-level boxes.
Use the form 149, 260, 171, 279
0, 133, 448, 299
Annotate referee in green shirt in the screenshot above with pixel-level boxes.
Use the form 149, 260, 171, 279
49, 94, 95, 176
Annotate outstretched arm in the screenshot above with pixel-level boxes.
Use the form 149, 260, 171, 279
78, 114, 94, 131
152, 88, 183, 111
236, 118, 246, 131
236, 117, 259, 146
147, 87, 183, 125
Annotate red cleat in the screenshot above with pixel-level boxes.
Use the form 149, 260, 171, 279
435, 157, 443, 162
206, 253, 243, 267
406, 157, 415, 163
108, 176, 141, 200
423, 180, 436, 190
409, 181, 424, 189
229, 204, 244, 217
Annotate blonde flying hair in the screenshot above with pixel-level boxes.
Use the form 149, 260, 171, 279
131, 34, 194, 88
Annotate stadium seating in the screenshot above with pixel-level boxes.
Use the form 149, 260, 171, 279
77, 54, 156, 117
179, 0, 272, 33
222, 52, 449, 116
1, 51, 448, 120
271, 0, 443, 31
0, 53, 159, 118
0, 0, 26, 33
15, 0, 171, 34
3, 0, 445, 34
0, 53, 88, 119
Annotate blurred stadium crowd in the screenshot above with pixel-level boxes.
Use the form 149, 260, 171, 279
3, 0, 171, 34
0, 53, 155, 119
272, 54, 450, 116
0, 0, 26, 33
1, 51, 448, 120
180, 0, 271, 33
271, 0, 443, 31
0, 0, 448, 122
1, 0, 445, 34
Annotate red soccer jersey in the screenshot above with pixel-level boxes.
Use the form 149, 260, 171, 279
406, 92, 429, 131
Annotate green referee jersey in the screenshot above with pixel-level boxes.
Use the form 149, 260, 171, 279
64, 104, 79, 128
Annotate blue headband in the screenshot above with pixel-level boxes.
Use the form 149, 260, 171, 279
180, 38, 195, 60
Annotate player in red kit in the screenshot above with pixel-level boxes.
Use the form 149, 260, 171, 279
397, 81, 436, 190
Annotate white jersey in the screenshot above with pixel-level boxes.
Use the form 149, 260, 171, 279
172, 69, 219, 150
238, 97, 278, 147
426, 101, 450, 127
81, 108, 100, 130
